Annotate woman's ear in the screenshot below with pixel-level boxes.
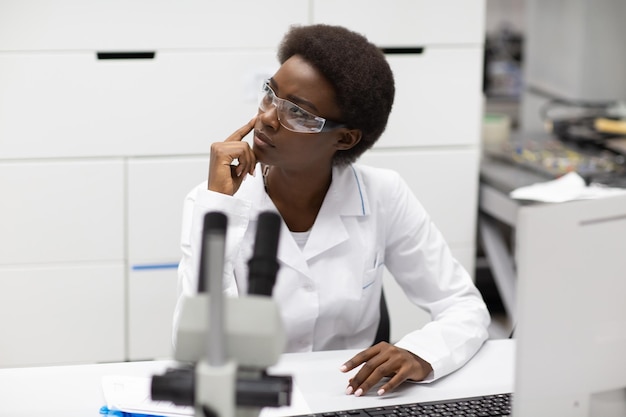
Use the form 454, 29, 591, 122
335, 128, 362, 151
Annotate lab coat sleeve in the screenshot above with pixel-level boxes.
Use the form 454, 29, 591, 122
172, 181, 252, 343
382, 172, 490, 382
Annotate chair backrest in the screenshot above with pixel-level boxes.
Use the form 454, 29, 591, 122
372, 289, 390, 345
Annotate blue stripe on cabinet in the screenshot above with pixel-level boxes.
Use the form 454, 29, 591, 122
131, 263, 179, 271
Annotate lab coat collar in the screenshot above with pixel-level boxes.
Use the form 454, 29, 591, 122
303, 164, 370, 261
332, 164, 371, 217
243, 164, 370, 276
241, 170, 311, 277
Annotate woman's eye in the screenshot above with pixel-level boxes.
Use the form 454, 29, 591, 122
287, 105, 308, 119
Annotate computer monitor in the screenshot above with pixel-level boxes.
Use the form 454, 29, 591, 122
513, 194, 626, 416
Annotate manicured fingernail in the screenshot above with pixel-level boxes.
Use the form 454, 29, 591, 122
345, 386, 353, 395
377, 388, 385, 396
339, 365, 347, 372
354, 388, 363, 397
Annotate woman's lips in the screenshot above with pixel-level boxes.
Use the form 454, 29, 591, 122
254, 131, 275, 147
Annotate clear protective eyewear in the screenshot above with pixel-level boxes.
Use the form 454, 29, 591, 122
258, 80, 346, 134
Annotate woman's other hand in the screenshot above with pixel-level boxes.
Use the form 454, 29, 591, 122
340, 342, 433, 396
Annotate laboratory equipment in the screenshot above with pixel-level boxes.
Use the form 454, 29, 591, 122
151, 211, 292, 417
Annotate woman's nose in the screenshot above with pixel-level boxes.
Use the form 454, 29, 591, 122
259, 104, 280, 130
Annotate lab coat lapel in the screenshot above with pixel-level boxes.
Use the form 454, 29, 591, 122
245, 173, 311, 278
304, 165, 370, 261
276, 224, 311, 277
248, 165, 370, 277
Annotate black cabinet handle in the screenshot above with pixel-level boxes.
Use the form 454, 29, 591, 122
96, 51, 156, 60
381, 47, 425, 55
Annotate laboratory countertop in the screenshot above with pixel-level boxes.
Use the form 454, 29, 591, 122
0, 339, 515, 417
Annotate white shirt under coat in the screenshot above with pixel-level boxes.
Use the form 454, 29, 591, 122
174, 163, 490, 382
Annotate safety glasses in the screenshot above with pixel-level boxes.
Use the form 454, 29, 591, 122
258, 81, 346, 134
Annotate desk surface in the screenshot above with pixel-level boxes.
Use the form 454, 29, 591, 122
0, 339, 514, 417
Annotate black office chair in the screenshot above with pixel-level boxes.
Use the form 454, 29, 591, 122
372, 289, 390, 345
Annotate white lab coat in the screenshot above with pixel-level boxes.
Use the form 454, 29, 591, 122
174, 163, 490, 381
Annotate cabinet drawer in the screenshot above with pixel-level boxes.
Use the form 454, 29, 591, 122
313, 0, 485, 46
0, 51, 278, 158
0, 160, 124, 265
0, 0, 308, 51
128, 267, 178, 361
359, 149, 479, 247
0, 264, 125, 367
127, 157, 208, 263
377, 47, 483, 148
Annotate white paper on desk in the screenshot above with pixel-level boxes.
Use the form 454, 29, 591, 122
509, 172, 626, 203
102, 375, 310, 417
102, 375, 193, 416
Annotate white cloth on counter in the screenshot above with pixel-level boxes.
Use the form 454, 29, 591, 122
510, 172, 626, 203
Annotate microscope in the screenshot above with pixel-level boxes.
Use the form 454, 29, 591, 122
151, 211, 292, 417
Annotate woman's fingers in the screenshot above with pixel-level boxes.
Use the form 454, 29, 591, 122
207, 117, 258, 195
225, 117, 258, 177
341, 343, 433, 397
225, 116, 257, 142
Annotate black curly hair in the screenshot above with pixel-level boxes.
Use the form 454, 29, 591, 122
277, 24, 395, 166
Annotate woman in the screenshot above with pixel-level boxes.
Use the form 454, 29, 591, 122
174, 24, 490, 397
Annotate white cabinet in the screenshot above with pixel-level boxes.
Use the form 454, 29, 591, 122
0, 265, 125, 367
0, 52, 278, 159
0, 1, 485, 364
382, 49, 484, 147
127, 267, 178, 361
359, 150, 479, 254
127, 157, 209, 263
313, 0, 485, 45
0, 0, 308, 51
0, 160, 124, 263
126, 156, 208, 360
0, 160, 125, 367
0, 0, 304, 366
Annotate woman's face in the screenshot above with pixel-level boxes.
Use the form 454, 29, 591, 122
252, 55, 353, 171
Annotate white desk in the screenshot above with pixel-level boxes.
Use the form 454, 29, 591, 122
0, 339, 514, 417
